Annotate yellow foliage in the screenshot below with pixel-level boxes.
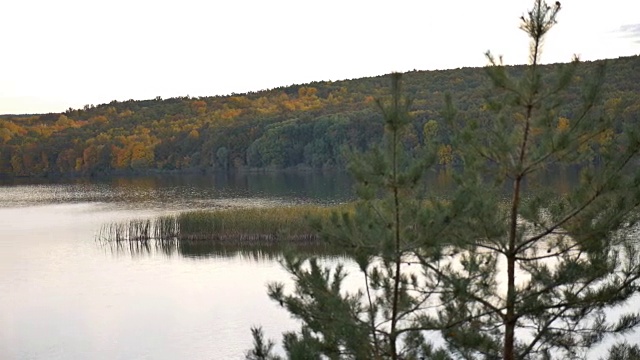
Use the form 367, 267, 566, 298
10, 154, 23, 173
0, 128, 11, 142
118, 110, 134, 118
305, 87, 318, 97
0, 120, 27, 137
282, 101, 296, 112
423, 120, 438, 139
112, 147, 131, 169
277, 93, 290, 102
220, 108, 242, 120
437, 144, 453, 165
578, 134, 591, 154
598, 128, 614, 146
557, 117, 570, 132
96, 133, 110, 143
55, 115, 73, 127
75, 158, 83, 172
229, 96, 251, 108
34, 124, 55, 137
255, 97, 279, 115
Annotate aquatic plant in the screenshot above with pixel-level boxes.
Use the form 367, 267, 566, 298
98, 204, 354, 247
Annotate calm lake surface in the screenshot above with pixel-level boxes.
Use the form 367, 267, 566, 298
0, 170, 635, 359
0, 172, 357, 360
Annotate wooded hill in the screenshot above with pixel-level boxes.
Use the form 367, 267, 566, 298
1, 55, 639, 177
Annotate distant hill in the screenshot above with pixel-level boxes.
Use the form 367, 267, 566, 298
1, 55, 639, 177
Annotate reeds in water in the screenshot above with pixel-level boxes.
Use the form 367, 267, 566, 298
99, 204, 353, 247
154, 215, 179, 241
98, 220, 153, 242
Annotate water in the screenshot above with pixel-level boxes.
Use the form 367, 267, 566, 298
1, 170, 637, 359
0, 172, 355, 360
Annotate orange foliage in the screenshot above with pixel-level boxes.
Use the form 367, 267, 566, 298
191, 100, 207, 115
89, 115, 108, 124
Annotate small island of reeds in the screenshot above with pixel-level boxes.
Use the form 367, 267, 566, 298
98, 204, 354, 249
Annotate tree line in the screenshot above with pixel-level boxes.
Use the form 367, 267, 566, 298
1, 52, 639, 177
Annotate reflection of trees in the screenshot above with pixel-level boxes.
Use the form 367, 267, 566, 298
112, 176, 158, 189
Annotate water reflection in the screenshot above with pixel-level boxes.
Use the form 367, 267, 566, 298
99, 237, 340, 261
0, 172, 356, 210
0, 166, 585, 210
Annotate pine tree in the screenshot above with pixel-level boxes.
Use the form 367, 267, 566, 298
247, 72, 452, 359
431, 0, 640, 358
247, 1, 640, 359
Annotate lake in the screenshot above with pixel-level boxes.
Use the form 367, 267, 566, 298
0, 170, 636, 359
0, 172, 358, 360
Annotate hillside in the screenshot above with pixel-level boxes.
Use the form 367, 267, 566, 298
1, 55, 639, 177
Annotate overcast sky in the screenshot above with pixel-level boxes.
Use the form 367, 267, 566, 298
1, 0, 639, 115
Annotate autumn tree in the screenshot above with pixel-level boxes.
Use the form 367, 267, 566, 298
247, 1, 640, 359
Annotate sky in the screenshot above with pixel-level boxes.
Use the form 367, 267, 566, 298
1, 0, 639, 115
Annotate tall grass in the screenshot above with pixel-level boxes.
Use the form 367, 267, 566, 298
176, 205, 335, 244
154, 215, 179, 241
98, 204, 354, 247
98, 219, 153, 242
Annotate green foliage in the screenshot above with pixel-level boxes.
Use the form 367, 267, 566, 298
600, 342, 640, 360
246, 112, 382, 169
248, 1, 640, 359
215, 146, 229, 170
246, 327, 283, 360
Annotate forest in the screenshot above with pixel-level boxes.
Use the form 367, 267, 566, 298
1, 55, 639, 178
